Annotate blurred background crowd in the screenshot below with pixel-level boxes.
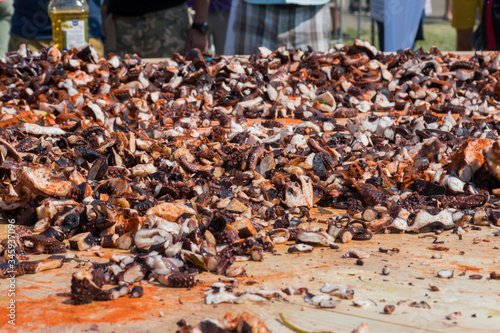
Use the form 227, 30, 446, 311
0, 0, 499, 59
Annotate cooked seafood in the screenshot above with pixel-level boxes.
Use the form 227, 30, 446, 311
1, 42, 500, 310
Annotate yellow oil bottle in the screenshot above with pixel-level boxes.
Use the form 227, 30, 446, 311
48, 0, 89, 51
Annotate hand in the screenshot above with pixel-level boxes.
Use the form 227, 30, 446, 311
185, 29, 208, 53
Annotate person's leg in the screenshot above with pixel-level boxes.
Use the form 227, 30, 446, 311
444, 0, 452, 20
233, 2, 271, 54
349, 0, 360, 13
456, 29, 473, 51
223, 0, 238, 54
286, 4, 331, 52
413, 10, 425, 50
377, 21, 384, 51
134, 4, 190, 58
208, 10, 230, 55
0, 0, 14, 57
106, 14, 138, 57
490, 0, 500, 50
103, 13, 116, 56
452, 0, 479, 51
110, 6, 190, 59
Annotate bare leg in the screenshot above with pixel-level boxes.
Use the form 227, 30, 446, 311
349, 0, 359, 13
456, 29, 473, 51
0, 0, 13, 57
444, 0, 452, 21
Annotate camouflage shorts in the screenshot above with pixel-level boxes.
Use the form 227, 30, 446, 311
104, 3, 190, 58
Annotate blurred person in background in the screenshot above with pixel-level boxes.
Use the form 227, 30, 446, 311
188, 0, 232, 55
349, 0, 370, 13
444, 0, 452, 21
416, 0, 433, 47
8, 0, 104, 55
452, 0, 482, 50
370, 0, 383, 49
105, 0, 209, 58
371, 0, 430, 52
224, 0, 332, 55
0, 0, 13, 57
472, 0, 500, 50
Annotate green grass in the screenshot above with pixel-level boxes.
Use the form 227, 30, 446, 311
341, 27, 379, 49
415, 23, 456, 52
339, 23, 456, 52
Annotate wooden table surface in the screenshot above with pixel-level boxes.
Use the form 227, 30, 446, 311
1, 211, 499, 332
